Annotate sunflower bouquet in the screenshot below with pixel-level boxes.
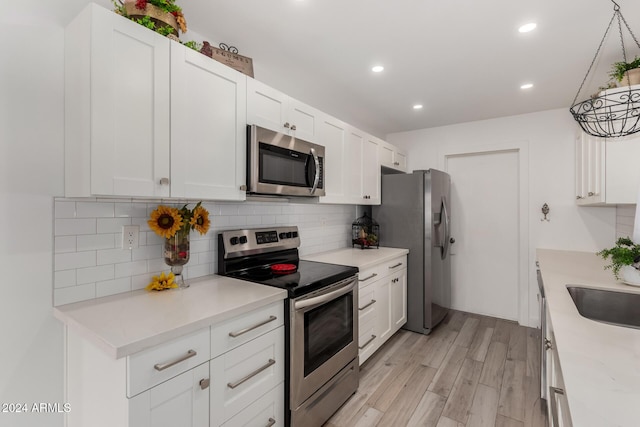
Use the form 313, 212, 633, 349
147, 202, 210, 290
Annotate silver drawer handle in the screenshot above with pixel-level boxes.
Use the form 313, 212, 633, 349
229, 316, 277, 338
549, 386, 565, 427
359, 273, 378, 282
153, 349, 197, 371
266, 418, 276, 427
388, 262, 403, 269
359, 335, 376, 349
358, 299, 376, 311
227, 359, 276, 389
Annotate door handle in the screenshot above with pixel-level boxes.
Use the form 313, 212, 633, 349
153, 349, 197, 371
228, 316, 277, 338
309, 147, 320, 195
294, 278, 356, 310
441, 197, 451, 259
227, 359, 276, 389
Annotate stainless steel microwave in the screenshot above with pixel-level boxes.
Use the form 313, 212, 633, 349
247, 125, 325, 197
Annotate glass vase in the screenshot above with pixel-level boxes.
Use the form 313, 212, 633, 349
164, 229, 190, 288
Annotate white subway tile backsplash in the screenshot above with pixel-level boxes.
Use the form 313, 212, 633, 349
54, 197, 356, 305
115, 260, 147, 279
77, 233, 116, 251
55, 201, 76, 218
55, 236, 77, 254
76, 202, 115, 218
616, 205, 637, 240
97, 217, 131, 234
97, 248, 132, 265
76, 265, 114, 285
55, 251, 96, 271
54, 283, 96, 306
55, 218, 96, 236
96, 277, 131, 298
54, 270, 76, 288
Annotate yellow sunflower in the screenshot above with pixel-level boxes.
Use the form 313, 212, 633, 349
148, 205, 183, 238
146, 271, 177, 291
189, 205, 210, 235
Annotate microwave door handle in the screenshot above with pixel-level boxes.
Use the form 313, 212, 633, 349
309, 148, 320, 194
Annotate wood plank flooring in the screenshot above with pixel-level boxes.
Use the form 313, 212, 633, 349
325, 310, 548, 427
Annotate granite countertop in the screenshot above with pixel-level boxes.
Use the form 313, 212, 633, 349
536, 249, 640, 427
302, 247, 409, 271
53, 275, 287, 359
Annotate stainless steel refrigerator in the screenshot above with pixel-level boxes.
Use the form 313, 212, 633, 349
372, 169, 452, 335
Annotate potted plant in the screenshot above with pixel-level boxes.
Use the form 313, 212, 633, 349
113, 0, 187, 38
609, 56, 640, 86
596, 237, 640, 285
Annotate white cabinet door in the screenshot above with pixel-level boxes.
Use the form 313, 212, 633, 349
375, 277, 392, 344
65, 4, 170, 197
247, 78, 319, 142
379, 141, 407, 172
129, 362, 209, 427
362, 136, 381, 205
171, 42, 247, 201
345, 127, 365, 203
390, 269, 407, 332
318, 114, 348, 203
605, 135, 640, 203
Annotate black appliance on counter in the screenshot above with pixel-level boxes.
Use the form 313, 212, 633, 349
218, 226, 359, 427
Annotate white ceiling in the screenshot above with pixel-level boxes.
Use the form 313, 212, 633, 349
183, 0, 640, 138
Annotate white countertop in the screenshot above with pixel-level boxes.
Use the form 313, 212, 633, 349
53, 275, 287, 359
536, 249, 640, 427
302, 247, 409, 271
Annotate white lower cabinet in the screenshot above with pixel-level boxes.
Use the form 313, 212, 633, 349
357, 255, 407, 365
130, 362, 210, 427
65, 301, 284, 427
545, 310, 572, 427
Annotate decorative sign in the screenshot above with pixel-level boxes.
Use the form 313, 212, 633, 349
201, 42, 254, 78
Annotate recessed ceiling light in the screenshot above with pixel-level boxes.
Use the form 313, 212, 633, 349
413, 104, 423, 110
372, 65, 384, 73
520, 83, 534, 89
519, 22, 537, 33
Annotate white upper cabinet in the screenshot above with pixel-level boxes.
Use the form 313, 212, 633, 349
65, 4, 171, 198
65, 4, 246, 201
575, 131, 640, 205
317, 114, 349, 203
247, 78, 320, 142
170, 43, 247, 201
363, 136, 381, 204
379, 140, 407, 172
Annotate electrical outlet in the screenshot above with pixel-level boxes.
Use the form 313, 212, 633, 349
122, 225, 139, 249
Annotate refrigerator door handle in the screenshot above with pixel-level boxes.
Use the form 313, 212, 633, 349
441, 197, 451, 259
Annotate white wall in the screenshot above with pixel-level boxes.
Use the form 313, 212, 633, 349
388, 109, 617, 327
0, 21, 67, 427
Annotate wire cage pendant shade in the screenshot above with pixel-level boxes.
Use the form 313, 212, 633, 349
569, 1, 640, 138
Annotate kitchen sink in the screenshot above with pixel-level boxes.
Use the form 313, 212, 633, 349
567, 286, 640, 329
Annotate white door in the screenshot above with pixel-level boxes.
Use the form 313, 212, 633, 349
446, 150, 520, 320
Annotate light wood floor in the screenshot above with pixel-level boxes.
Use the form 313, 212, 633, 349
325, 310, 548, 427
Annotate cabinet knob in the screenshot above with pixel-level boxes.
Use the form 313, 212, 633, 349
283, 122, 290, 129
199, 378, 210, 390
576, 195, 583, 200
394, 161, 400, 166
588, 191, 595, 196
240, 185, 247, 191
291, 124, 297, 131
544, 338, 553, 350
159, 177, 170, 185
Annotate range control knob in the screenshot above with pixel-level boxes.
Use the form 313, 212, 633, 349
279, 232, 286, 239
292, 231, 298, 238
286, 232, 293, 238
230, 237, 239, 245
239, 236, 248, 244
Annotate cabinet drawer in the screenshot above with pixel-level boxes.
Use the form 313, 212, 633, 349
127, 327, 210, 397
221, 382, 284, 427
358, 320, 378, 365
358, 255, 407, 290
211, 301, 284, 358
211, 327, 285, 424
358, 284, 377, 317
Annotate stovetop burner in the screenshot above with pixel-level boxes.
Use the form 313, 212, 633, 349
218, 226, 358, 298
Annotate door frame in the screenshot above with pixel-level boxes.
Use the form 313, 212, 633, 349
439, 141, 530, 326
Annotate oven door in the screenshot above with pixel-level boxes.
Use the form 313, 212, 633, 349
290, 276, 358, 408
248, 125, 325, 197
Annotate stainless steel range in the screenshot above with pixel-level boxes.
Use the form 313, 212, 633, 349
218, 226, 359, 426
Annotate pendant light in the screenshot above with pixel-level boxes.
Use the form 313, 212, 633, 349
569, 0, 640, 138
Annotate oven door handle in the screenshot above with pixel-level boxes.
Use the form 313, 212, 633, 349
294, 279, 356, 311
